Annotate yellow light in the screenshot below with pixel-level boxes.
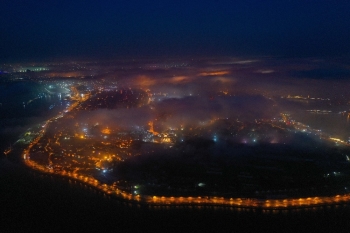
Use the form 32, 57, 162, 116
101, 128, 111, 134
198, 71, 230, 76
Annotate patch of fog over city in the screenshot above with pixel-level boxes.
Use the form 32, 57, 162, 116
72, 57, 350, 139
1, 57, 350, 145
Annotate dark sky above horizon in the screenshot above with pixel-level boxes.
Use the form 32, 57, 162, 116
1, 0, 350, 62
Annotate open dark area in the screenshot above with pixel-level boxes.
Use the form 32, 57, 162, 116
114, 136, 350, 197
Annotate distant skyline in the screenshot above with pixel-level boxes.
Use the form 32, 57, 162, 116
1, 0, 350, 62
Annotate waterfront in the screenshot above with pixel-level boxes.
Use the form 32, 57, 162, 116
18, 81, 350, 209
21, 155, 350, 210
0, 81, 70, 153
2, 157, 350, 233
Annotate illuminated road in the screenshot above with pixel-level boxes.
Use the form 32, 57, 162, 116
22, 86, 84, 169
23, 157, 350, 209
21, 107, 350, 210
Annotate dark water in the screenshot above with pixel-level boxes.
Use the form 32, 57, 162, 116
0, 82, 66, 152
1, 159, 350, 233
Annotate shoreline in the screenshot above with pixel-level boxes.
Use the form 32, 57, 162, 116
6, 88, 350, 211
19, 155, 350, 211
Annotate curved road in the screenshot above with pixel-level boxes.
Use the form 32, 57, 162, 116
21, 95, 350, 210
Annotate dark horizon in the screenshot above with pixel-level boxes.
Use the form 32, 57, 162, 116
1, 0, 350, 63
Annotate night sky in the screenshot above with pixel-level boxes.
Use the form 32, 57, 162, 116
1, 0, 350, 62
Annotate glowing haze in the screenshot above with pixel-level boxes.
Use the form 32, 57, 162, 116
65, 57, 350, 140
